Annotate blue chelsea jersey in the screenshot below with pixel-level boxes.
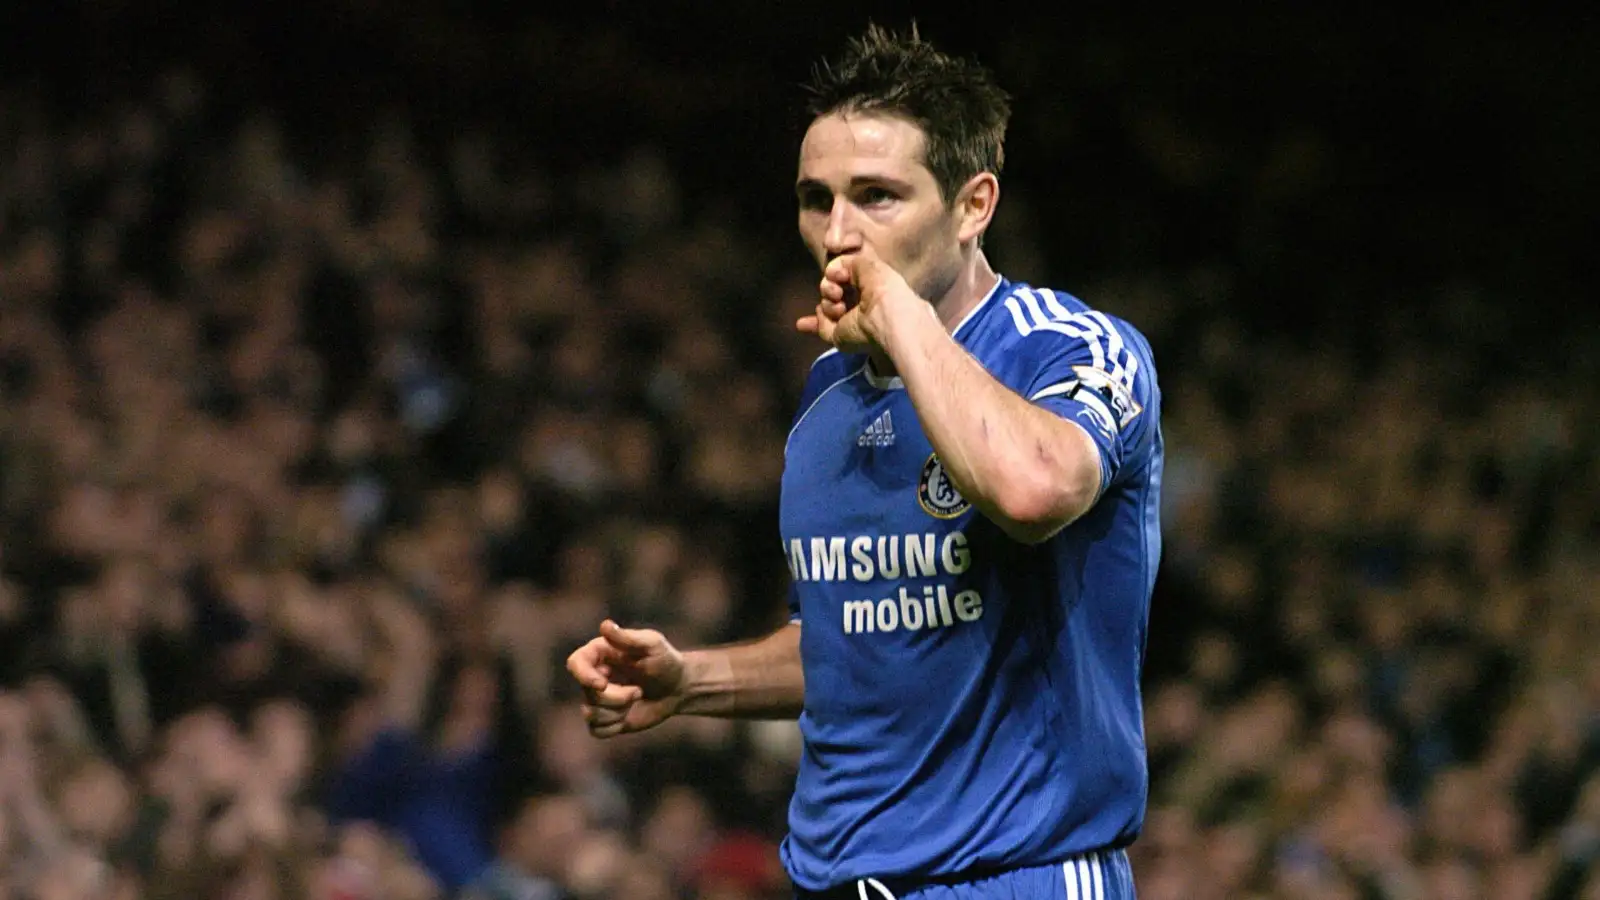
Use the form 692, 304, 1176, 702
777, 276, 1164, 892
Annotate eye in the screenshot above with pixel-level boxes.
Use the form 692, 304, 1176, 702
859, 187, 897, 207
798, 187, 832, 213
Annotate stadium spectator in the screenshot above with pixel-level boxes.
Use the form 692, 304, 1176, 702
0, 8, 1595, 899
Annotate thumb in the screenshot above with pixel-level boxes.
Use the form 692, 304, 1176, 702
600, 619, 657, 653
824, 253, 857, 286
842, 244, 885, 273
852, 248, 890, 290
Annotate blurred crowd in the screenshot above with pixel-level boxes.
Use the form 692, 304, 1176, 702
1, 11, 1597, 900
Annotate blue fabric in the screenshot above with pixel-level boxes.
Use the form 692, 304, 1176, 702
779, 277, 1162, 892
794, 850, 1138, 899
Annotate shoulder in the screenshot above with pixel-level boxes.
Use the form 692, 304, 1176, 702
806, 348, 860, 381
790, 349, 866, 422
980, 281, 1158, 387
991, 282, 1150, 349
805, 348, 867, 390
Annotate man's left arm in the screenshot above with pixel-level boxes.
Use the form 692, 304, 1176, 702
878, 299, 1104, 545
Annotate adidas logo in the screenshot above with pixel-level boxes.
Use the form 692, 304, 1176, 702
858, 410, 896, 447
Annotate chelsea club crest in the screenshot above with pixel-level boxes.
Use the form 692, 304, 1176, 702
918, 454, 971, 519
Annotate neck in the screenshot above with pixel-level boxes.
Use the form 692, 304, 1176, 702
866, 250, 999, 377
931, 250, 1000, 334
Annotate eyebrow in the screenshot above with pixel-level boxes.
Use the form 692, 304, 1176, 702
794, 174, 916, 196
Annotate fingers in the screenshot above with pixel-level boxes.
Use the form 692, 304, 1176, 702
567, 636, 638, 694
572, 620, 666, 740
586, 712, 633, 739
813, 305, 837, 343
581, 699, 648, 739
800, 291, 855, 342
806, 278, 848, 316
565, 638, 613, 692
824, 254, 856, 284
817, 281, 850, 316
583, 680, 642, 710
579, 701, 620, 736
599, 619, 660, 654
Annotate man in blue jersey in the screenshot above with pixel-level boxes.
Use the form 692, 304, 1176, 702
567, 24, 1161, 900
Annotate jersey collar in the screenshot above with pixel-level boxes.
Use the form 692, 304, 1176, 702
953, 273, 1008, 341
862, 274, 1007, 391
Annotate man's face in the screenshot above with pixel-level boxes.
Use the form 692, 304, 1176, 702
796, 113, 963, 301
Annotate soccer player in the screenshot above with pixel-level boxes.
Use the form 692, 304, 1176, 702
567, 24, 1162, 900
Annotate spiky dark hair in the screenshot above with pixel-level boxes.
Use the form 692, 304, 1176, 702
804, 23, 1012, 204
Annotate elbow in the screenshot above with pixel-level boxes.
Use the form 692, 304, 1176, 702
991, 458, 1101, 546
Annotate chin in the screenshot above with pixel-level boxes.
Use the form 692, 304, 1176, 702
912, 267, 961, 305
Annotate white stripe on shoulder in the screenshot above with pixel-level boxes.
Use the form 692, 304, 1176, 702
785, 363, 866, 455
1039, 287, 1074, 321
1062, 862, 1079, 900
1036, 321, 1108, 371
1004, 295, 1034, 335
1018, 289, 1049, 330
1084, 311, 1132, 388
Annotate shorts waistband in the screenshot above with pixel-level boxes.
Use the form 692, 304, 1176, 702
795, 847, 1128, 900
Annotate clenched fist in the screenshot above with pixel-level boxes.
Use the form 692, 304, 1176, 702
796, 247, 924, 355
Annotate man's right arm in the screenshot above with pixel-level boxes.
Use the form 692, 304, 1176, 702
678, 622, 804, 719
568, 619, 802, 737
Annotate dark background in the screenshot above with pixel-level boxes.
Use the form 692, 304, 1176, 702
1, 4, 1598, 899
10, 3, 1596, 319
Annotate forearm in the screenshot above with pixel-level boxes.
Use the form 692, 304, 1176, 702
880, 303, 1098, 541
677, 623, 804, 719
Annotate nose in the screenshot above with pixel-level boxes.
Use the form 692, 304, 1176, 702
822, 199, 862, 258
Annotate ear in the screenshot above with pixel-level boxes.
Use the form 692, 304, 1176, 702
954, 172, 1000, 244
